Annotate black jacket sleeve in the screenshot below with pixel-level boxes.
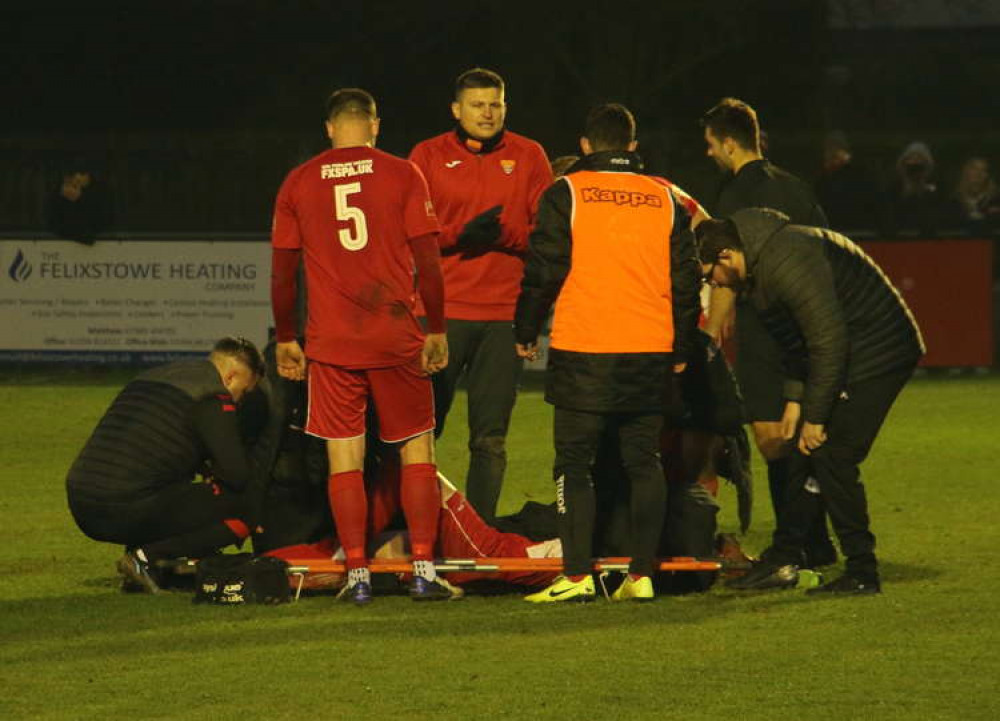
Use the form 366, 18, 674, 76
668, 193, 702, 364
764, 237, 848, 423
193, 393, 254, 492
245, 374, 288, 480
514, 178, 572, 344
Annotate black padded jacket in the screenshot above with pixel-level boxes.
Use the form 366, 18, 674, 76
66, 360, 255, 503
729, 208, 924, 424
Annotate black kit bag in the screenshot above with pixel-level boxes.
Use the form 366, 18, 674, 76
193, 554, 290, 605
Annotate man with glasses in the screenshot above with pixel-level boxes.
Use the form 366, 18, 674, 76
695, 209, 923, 594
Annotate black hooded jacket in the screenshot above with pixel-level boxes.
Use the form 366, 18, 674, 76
729, 208, 924, 423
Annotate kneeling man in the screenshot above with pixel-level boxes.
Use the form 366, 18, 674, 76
66, 337, 265, 593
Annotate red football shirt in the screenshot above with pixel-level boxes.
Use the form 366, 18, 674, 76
272, 146, 440, 368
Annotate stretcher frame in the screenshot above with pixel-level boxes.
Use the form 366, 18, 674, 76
282, 556, 747, 600
162, 555, 748, 601
283, 556, 729, 575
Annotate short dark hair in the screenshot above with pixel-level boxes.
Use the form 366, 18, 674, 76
212, 336, 266, 378
454, 68, 504, 99
694, 218, 743, 266
584, 103, 636, 151
701, 98, 760, 153
324, 88, 377, 122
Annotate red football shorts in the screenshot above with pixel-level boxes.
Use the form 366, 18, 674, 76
306, 359, 434, 443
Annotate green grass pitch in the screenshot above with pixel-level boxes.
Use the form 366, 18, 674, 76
0, 370, 997, 719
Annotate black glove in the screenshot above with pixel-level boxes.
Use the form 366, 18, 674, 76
456, 205, 503, 252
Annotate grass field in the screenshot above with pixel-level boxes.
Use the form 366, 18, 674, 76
1, 370, 998, 720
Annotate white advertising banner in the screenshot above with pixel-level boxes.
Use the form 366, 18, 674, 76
0, 240, 272, 363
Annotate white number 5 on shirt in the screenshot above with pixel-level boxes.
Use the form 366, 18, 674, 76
334, 182, 368, 251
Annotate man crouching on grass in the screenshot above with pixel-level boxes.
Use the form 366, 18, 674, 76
66, 337, 265, 593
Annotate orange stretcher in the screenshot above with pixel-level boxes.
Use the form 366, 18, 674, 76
283, 556, 733, 575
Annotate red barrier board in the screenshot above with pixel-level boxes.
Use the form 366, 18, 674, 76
862, 238, 994, 367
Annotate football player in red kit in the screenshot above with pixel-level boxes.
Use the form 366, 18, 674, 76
270, 88, 452, 604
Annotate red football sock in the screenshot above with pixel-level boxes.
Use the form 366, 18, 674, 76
367, 455, 401, 538
328, 470, 367, 570
400, 463, 440, 561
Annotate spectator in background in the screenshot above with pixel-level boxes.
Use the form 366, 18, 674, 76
46, 162, 111, 244
815, 130, 883, 233
885, 141, 945, 236
948, 156, 1000, 234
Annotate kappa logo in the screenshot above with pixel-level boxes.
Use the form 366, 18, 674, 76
445, 160, 463, 168
500, 159, 516, 175
580, 187, 663, 208
8, 249, 33, 282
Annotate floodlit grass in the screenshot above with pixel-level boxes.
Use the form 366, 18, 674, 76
1, 371, 998, 720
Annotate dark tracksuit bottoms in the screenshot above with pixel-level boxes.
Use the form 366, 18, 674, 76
772, 365, 915, 579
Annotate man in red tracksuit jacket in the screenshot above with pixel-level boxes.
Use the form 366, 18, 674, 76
409, 67, 553, 521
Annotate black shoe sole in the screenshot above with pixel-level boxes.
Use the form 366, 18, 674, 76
806, 585, 881, 596
725, 564, 800, 591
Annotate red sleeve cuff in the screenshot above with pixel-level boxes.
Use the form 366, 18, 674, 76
410, 233, 446, 333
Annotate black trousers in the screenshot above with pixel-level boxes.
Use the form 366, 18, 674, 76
433, 319, 523, 521
772, 365, 916, 578
554, 407, 665, 577
69, 481, 250, 556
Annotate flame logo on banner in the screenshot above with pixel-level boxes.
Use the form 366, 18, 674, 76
8, 249, 33, 282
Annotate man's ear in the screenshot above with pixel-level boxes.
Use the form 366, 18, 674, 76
325, 121, 335, 142
450, 102, 461, 121
579, 137, 593, 155
627, 140, 638, 152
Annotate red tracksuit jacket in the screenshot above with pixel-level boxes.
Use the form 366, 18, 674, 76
409, 130, 553, 321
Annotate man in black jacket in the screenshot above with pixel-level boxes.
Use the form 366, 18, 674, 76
696, 209, 924, 594
66, 337, 266, 593
701, 97, 836, 568
514, 104, 701, 603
